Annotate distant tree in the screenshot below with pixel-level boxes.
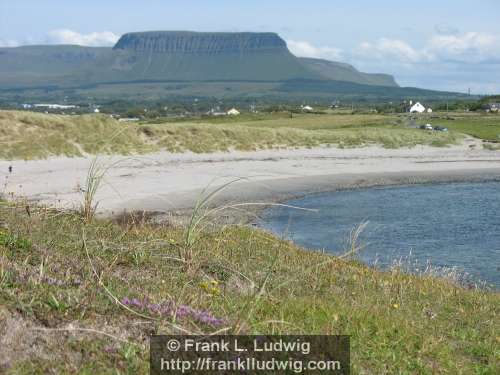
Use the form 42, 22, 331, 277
125, 108, 144, 118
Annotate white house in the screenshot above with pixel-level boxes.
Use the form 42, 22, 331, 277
227, 108, 240, 116
302, 105, 314, 112
426, 108, 433, 113
410, 102, 426, 113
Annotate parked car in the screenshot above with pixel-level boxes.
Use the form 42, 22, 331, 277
433, 126, 448, 132
420, 124, 433, 130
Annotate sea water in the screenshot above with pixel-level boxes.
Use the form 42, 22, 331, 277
261, 182, 500, 288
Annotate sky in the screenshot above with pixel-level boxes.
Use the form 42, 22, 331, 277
0, 0, 499, 94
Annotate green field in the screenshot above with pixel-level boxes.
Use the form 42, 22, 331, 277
416, 113, 500, 141
0, 110, 465, 160
0, 201, 498, 373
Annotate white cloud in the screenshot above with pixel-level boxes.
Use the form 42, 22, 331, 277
354, 38, 430, 64
46, 29, 119, 47
285, 32, 500, 92
428, 32, 500, 63
287, 40, 343, 61
354, 32, 500, 65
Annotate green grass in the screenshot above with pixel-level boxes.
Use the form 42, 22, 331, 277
0, 111, 152, 159
0, 110, 462, 160
222, 113, 398, 130
0, 202, 498, 373
416, 112, 500, 141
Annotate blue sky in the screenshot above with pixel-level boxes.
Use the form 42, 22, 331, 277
1, 0, 499, 93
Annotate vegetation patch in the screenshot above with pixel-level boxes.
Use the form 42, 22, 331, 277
416, 112, 500, 141
0, 202, 498, 373
0, 110, 463, 160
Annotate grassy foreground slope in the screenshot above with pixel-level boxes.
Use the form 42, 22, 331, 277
0, 202, 498, 373
0, 111, 462, 160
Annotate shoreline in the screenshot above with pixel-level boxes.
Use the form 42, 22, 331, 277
249, 172, 500, 291
0, 141, 498, 221
154, 168, 500, 225
1, 145, 499, 290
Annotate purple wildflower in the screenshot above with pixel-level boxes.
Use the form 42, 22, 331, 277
130, 298, 142, 307
120, 296, 224, 326
103, 346, 116, 353
44, 276, 65, 286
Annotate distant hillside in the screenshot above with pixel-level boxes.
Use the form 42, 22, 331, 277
0, 30, 466, 102
0, 45, 113, 88
0, 31, 318, 87
299, 57, 399, 87
277, 79, 460, 101
0, 31, 399, 87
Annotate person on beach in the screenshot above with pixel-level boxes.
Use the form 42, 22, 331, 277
8, 166, 12, 173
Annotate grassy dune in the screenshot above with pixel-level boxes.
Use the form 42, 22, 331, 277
0, 111, 150, 159
0, 202, 498, 373
0, 111, 462, 160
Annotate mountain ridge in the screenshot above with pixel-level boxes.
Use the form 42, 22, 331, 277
113, 31, 288, 54
1, 30, 469, 103
0, 31, 401, 88
299, 57, 399, 87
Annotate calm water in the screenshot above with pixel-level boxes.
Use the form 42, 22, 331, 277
261, 182, 500, 288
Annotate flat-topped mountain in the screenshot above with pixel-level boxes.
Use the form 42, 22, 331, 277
0, 30, 462, 102
0, 31, 399, 87
109, 31, 316, 81
113, 31, 288, 54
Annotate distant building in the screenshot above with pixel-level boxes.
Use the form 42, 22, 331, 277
410, 102, 426, 113
207, 107, 227, 116
427, 108, 433, 113
207, 110, 226, 116
227, 108, 240, 116
94, 108, 100, 113
302, 105, 314, 112
34, 104, 77, 110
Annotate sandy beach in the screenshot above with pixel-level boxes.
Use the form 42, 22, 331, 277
1, 138, 499, 216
